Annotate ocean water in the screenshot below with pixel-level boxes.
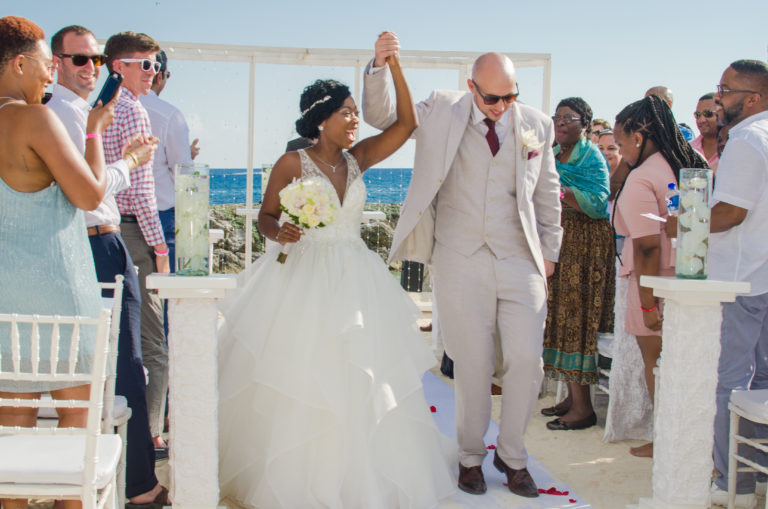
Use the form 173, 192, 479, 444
210, 168, 412, 205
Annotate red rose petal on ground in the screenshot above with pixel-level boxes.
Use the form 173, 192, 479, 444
486, 444, 496, 450
503, 482, 508, 487
564, 491, 569, 495
429, 405, 436, 413
569, 499, 577, 503
538, 488, 545, 493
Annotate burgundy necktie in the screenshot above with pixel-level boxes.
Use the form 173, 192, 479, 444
484, 118, 499, 156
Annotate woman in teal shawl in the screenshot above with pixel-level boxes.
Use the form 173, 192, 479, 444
541, 97, 615, 431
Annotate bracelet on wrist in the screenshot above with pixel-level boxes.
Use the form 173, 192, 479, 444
641, 304, 657, 313
85, 133, 101, 141
154, 247, 169, 256
125, 151, 139, 168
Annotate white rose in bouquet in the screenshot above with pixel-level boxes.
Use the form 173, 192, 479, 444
276, 177, 337, 263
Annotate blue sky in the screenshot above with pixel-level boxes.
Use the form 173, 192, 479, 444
11, 0, 768, 168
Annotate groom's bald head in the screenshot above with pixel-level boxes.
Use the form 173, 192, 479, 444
472, 52, 516, 81
468, 53, 518, 121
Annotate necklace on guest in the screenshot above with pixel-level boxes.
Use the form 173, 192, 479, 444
311, 149, 344, 173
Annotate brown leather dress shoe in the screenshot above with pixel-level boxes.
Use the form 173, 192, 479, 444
493, 451, 539, 498
458, 463, 487, 495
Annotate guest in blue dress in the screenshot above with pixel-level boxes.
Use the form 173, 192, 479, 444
0, 16, 116, 508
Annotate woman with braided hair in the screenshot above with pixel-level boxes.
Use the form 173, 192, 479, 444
612, 94, 707, 457
541, 97, 614, 432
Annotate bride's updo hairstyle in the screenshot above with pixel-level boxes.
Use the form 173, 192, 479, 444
295, 79, 351, 139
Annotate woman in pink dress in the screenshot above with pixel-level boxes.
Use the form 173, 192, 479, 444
612, 95, 708, 457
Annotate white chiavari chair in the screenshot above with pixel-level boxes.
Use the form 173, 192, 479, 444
0, 309, 120, 508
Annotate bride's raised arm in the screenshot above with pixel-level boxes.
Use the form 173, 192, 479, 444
350, 50, 416, 171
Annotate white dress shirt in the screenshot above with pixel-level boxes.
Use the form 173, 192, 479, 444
47, 83, 131, 227
709, 110, 768, 296
469, 99, 513, 145
139, 90, 193, 211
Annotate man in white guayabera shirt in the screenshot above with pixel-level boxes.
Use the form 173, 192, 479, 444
47, 24, 166, 506
707, 59, 768, 508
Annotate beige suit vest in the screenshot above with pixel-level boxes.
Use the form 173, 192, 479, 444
434, 121, 532, 262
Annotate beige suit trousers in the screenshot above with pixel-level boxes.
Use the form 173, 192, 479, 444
433, 242, 546, 469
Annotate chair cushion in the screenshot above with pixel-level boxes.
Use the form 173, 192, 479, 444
108, 395, 131, 425
731, 389, 768, 422
0, 434, 121, 488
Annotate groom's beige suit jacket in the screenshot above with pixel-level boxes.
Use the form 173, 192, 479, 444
362, 63, 562, 277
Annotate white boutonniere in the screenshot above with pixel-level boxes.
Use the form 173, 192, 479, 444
521, 129, 544, 160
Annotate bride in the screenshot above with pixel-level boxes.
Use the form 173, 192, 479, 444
217, 49, 457, 508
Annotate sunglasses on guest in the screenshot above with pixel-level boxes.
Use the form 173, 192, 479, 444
552, 114, 582, 124
119, 58, 161, 73
471, 80, 520, 105
55, 53, 106, 67
693, 110, 716, 119
715, 84, 762, 97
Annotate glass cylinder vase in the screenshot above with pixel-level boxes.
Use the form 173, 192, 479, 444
674, 168, 713, 279
174, 163, 210, 276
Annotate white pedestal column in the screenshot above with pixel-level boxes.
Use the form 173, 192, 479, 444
146, 273, 237, 509
627, 277, 749, 509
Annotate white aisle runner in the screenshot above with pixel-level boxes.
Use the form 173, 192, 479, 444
421, 372, 591, 509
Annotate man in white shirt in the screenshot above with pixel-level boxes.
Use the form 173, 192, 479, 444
140, 50, 199, 272
48, 24, 167, 507
707, 59, 768, 508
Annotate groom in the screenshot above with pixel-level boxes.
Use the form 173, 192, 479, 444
363, 33, 562, 498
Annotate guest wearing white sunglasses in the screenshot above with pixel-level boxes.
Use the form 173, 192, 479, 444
103, 32, 173, 484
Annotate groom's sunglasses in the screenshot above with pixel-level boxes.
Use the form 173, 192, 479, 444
472, 80, 520, 105
55, 53, 106, 67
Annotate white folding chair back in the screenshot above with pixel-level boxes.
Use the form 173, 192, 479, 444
728, 389, 768, 509
595, 332, 614, 397
99, 275, 132, 507
0, 309, 120, 509
100, 275, 124, 433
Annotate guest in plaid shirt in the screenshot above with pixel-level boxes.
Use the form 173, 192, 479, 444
104, 31, 172, 472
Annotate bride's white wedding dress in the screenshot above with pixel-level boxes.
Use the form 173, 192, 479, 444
218, 149, 457, 508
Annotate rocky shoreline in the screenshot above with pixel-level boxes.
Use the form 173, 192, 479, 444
209, 204, 403, 273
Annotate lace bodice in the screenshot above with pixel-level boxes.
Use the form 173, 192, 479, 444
297, 149, 366, 243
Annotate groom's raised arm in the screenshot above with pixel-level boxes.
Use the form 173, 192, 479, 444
363, 32, 433, 135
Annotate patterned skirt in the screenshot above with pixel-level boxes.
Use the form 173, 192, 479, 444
543, 208, 615, 385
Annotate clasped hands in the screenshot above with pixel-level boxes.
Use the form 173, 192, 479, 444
374, 31, 400, 68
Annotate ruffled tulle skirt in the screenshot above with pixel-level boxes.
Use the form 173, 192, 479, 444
218, 237, 457, 508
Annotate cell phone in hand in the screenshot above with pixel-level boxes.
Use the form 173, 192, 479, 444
93, 71, 123, 107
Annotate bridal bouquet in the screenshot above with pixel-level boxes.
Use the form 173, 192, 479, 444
276, 177, 337, 263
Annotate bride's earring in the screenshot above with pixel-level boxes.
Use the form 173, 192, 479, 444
318, 126, 324, 131
635, 143, 640, 148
